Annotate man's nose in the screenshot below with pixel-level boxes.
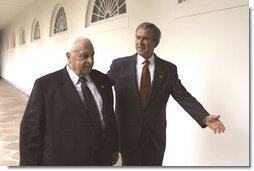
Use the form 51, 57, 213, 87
86, 56, 93, 64
138, 39, 144, 45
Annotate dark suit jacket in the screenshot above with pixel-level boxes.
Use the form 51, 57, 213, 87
108, 54, 209, 161
20, 67, 118, 166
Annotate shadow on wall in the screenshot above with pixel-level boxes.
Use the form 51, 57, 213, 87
0, 55, 1, 77
0, 32, 2, 77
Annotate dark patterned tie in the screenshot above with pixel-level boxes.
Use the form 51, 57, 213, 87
140, 60, 151, 108
79, 77, 102, 138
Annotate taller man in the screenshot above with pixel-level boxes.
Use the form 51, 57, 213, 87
108, 22, 225, 166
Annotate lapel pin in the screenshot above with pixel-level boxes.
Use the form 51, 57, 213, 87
159, 75, 163, 79
101, 85, 105, 88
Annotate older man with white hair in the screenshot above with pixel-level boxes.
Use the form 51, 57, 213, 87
20, 36, 119, 166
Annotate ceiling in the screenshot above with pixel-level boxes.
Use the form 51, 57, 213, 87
0, 0, 38, 31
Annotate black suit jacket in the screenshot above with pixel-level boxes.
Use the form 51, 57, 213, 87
108, 54, 209, 161
20, 67, 118, 166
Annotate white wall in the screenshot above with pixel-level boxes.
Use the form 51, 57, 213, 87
164, 1, 249, 166
0, 0, 249, 166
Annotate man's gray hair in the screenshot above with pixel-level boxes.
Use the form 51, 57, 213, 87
66, 36, 91, 52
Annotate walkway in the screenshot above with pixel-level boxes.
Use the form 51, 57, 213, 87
0, 79, 28, 166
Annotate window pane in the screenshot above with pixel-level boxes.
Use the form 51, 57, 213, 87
91, 0, 126, 23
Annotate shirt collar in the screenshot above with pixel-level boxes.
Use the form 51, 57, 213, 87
66, 64, 91, 85
137, 54, 155, 65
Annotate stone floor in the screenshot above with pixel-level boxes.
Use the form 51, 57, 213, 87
0, 79, 28, 166
0, 79, 122, 166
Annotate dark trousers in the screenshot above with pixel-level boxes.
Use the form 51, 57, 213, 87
92, 136, 114, 166
122, 126, 164, 166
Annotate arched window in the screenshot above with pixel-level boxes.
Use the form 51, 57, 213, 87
50, 4, 68, 36
31, 19, 41, 41
19, 27, 26, 45
87, 0, 127, 25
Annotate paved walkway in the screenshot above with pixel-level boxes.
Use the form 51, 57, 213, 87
0, 79, 28, 166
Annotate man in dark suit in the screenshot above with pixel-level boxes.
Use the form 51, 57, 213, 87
20, 36, 119, 166
107, 22, 225, 166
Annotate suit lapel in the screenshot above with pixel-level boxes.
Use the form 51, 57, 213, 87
89, 70, 109, 120
90, 71, 106, 102
59, 67, 89, 119
130, 55, 140, 97
149, 55, 165, 104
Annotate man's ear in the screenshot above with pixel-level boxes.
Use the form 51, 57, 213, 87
154, 40, 160, 48
66, 52, 70, 58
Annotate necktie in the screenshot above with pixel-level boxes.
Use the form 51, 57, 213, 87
79, 77, 102, 138
140, 60, 151, 108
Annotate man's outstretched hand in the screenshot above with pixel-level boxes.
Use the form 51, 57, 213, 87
205, 115, 225, 134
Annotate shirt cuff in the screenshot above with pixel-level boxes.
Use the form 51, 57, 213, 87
203, 116, 208, 126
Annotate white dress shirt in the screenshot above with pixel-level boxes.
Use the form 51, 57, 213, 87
136, 54, 155, 90
66, 65, 104, 128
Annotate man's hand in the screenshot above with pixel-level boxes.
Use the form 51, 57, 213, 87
205, 115, 225, 134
